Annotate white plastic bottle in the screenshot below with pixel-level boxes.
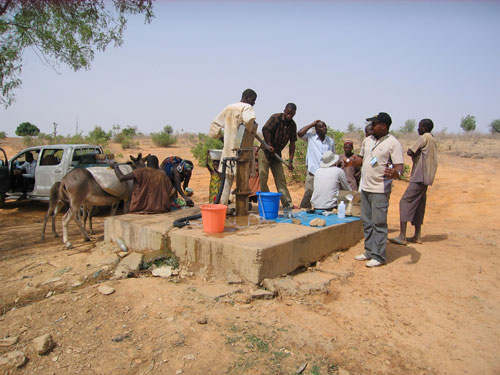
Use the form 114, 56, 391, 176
338, 201, 346, 219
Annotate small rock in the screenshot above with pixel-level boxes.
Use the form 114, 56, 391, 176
261, 279, 277, 295
32, 334, 55, 355
309, 218, 326, 227
226, 271, 243, 284
114, 253, 143, 279
0, 337, 18, 347
52, 356, 58, 362
118, 252, 129, 258
152, 266, 173, 278
115, 237, 128, 252
112, 332, 130, 342
338, 368, 350, 375
250, 289, 275, 300
72, 281, 84, 288
42, 277, 62, 285
176, 370, 183, 375
172, 269, 179, 276
53, 267, 72, 277
182, 354, 195, 360
98, 285, 115, 295
296, 362, 307, 374
238, 304, 253, 310
196, 316, 208, 324
92, 270, 103, 279
45, 291, 55, 298
233, 294, 252, 304
273, 278, 300, 296
0, 350, 27, 368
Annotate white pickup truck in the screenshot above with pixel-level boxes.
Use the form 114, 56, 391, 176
0, 144, 107, 206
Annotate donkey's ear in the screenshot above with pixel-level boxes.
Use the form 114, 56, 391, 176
145, 153, 151, 160
130, 155, 137, 162
137, 153, 143, 160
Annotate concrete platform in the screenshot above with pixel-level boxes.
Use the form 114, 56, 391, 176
104, 207, 363, 284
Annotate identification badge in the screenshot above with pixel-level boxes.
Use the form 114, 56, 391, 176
370, 156, 378, 166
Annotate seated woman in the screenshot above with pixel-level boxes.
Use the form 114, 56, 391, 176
112, 155, 175, 214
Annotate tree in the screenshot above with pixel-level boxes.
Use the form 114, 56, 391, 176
489, 119, 500, 134
15, 121, 39, 136
87, 125, 111, 145
1, 0, 154, 107
399, 119, 416, 133
460, 115, 476, 132
121, 126, 137, 137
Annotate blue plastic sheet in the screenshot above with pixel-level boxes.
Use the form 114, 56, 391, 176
268, 210, 360, 227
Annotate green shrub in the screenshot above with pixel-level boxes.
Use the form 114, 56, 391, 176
489, 119, 500, 134
190, 133, 223, 166
0, 131, 6, 139
120, 136, 138, 150
401, 163, 411, 181
23, 136, 43, 147
151, 131, 177, 147
399, 119, 416, 133
87, 126, 111, 145
327, 128, 345, 154
66, 134, 87, 144
289, 138, 308, 182
460, 115, 476, 132
121, 126, 137, 137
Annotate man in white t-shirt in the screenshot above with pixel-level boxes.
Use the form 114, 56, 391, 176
311, 151, 350, 210
350, 112, 404, 267
209, 89, 257, 205
297, 120, 335, 208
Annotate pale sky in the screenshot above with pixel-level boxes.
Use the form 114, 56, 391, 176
2, 0, 500, 136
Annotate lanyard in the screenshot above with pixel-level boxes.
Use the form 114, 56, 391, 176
370, 135, 389, 153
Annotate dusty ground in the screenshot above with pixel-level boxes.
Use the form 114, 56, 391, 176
0, 136, 499, 375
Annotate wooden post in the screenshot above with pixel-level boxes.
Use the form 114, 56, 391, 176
233, 123, 257, 216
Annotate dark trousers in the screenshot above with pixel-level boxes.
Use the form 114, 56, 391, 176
15, 175, 35, 194
399, 181, 428, 226
361, 190, 391, 263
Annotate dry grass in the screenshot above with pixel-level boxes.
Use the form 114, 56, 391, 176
342, 131, 500, 159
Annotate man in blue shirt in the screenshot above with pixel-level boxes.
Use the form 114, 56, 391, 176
297, 120, 335, 208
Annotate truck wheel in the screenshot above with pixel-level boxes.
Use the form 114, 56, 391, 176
0, 193, 5, 208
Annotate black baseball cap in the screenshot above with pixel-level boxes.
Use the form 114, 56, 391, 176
366, 112, 392, 126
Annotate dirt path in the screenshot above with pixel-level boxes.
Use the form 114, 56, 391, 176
0, 138, 499, 374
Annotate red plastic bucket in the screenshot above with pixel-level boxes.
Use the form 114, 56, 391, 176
200, 204, 227, 233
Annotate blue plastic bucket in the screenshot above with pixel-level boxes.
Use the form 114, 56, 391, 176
256, 191, 282, 219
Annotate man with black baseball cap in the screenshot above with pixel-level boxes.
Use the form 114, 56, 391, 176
348, 112, 404, 267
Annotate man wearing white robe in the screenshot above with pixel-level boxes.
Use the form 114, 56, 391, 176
209, 89, 257, 205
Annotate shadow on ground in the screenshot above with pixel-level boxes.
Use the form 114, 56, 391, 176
386, 244, 421, 264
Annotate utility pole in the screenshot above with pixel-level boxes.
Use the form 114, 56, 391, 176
76, 117, 79, 135
52, 122, 58, 138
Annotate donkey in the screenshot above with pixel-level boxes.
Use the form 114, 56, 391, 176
44, 154, 147, 248
41, 181, 119, 240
